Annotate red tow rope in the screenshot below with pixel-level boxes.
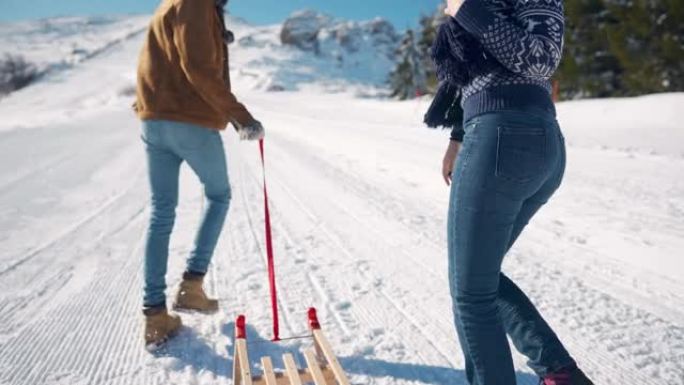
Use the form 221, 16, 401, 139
258, 139, 280, 341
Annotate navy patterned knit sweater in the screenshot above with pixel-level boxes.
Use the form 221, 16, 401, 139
453, 0, 565, 133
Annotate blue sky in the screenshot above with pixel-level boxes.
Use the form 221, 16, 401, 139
1, 0, 443, 29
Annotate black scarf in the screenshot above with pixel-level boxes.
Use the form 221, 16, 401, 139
424, 18, 495, 137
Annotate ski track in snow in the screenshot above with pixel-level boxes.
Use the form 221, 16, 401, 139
1, 15, 683, 385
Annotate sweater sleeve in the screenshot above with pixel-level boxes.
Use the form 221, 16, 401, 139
454, 0, 564, 79
173, 0, 253, 125
450, 126, 465, 142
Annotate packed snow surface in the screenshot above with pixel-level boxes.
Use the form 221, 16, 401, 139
1, 14, 683, 385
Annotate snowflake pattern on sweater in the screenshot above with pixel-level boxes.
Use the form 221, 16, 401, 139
454, 0, 564, 99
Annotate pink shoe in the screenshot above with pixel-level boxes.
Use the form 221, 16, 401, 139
541, 367, 594, 385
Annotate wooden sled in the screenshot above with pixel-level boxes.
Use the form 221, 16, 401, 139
232, 308, 350, 385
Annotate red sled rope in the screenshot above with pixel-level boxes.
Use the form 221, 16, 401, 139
258, 139, 280, 341
231, 140, 351, 385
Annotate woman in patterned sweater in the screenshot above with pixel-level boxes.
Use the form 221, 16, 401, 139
433, 0, 596, 384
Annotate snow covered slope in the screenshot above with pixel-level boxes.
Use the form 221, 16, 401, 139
0, 13, 683, 385
0, 15, 150, 72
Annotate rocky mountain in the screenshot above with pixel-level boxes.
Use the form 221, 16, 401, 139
233, 10, 399, 94
280, 10, 398, 60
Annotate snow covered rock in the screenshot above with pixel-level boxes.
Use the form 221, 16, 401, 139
280, 10, 332, 53
325, 18, 398, 56
280, 11, 399, 59
235, 11, 400, 94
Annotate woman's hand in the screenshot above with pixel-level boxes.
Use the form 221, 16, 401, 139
444, 0, 465, 17
442, 140, 461, 186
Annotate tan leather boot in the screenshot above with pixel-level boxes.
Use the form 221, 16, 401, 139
144, 307, 182, 350
173, 273, 219, 313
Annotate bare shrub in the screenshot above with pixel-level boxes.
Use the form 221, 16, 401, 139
0, 54, 40, 97
118, 83, 137, 97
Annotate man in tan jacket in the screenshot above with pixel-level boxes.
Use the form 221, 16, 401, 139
135, 0, 262, 350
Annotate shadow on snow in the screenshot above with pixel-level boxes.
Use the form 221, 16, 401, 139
151, 321, 538, 384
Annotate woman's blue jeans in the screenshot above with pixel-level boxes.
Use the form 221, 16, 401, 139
141, 120, 231, 308
447, 110, 576, 384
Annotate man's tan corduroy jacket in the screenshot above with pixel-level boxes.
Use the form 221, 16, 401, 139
134, 0, 253, 130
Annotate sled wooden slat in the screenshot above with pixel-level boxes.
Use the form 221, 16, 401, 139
304, 348, 328, 385
234, 338, 254, 385
282, 354, 302, 385
232, 309, 349, 385
261, 357, 278, 385
250, 369, 336, 385
312, 329, 350, 385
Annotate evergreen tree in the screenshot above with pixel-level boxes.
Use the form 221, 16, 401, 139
417, 10, 445, 94
389, 5, 447, 99
395, 0, 684, 100
389, 29, 427, 100
603, 0, 684, 95
557, 0, 622, 98
558, 0, 683, 98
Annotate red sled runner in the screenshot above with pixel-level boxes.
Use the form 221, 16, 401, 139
232, 141, 350, 385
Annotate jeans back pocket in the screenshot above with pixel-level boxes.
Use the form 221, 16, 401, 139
495, 126, 546, 183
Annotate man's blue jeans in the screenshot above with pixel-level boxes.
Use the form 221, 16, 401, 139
141, 120, 231, 308
447, 110, 576, 384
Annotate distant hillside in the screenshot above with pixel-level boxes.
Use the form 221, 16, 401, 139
0, 11, 401, 98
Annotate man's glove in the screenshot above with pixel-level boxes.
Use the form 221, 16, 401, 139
232, 119, 265, 141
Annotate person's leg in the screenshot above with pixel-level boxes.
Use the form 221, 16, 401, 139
498, 274, 576, 376
448, 112, 553, 385
496, 128, 577, 376
167, 122, 231, 275
142, 121, 182, 309
448, 118, 485, 385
